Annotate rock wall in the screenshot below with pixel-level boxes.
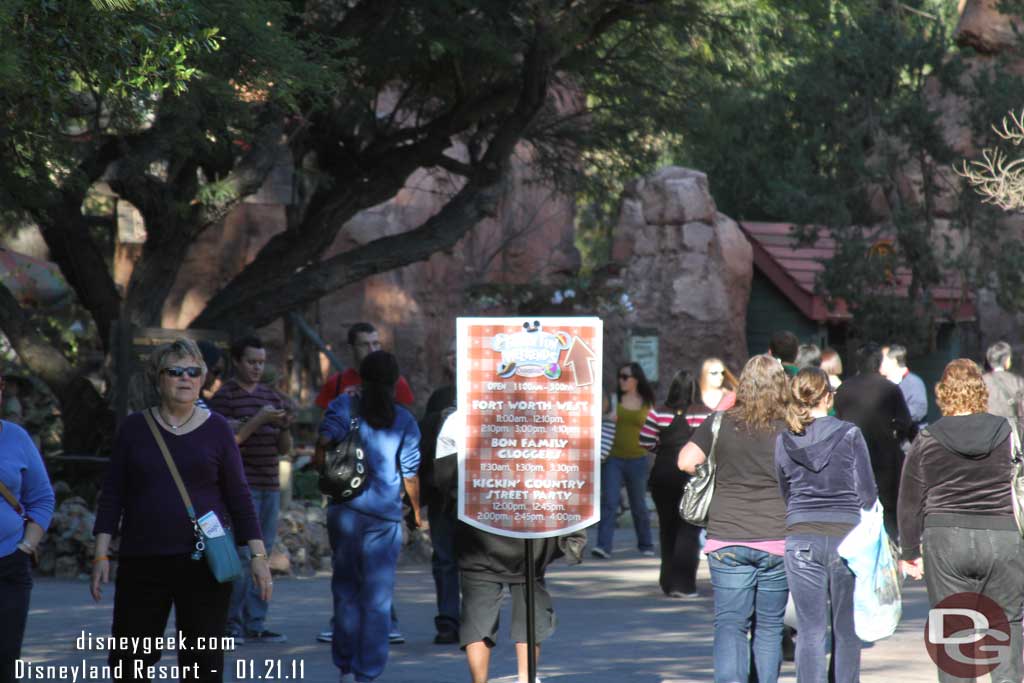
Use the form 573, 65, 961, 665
862, 0, 1024, 353
605, 167, 753, 386
36, 496, 425, 578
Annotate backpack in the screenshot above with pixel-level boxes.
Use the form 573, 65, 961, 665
319, 397, 369, 501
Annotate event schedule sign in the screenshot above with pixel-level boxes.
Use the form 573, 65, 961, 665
456, 317, 603, 539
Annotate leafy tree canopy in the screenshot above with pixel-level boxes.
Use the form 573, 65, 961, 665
0, 0, 793, 450
673, 0, 1024, 349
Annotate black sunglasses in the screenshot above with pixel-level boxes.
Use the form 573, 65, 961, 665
618, 373, 633, 380
163, 366, 203, 378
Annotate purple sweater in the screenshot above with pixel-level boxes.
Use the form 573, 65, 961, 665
94, 411, 261, 556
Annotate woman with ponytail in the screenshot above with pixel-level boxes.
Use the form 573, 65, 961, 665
316, 351, 422, 683
774, 368, 877, 683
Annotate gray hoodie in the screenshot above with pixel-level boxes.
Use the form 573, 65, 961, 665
774, 416, 879, 528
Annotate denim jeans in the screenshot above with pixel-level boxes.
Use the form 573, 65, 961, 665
784, 534, 858, 683
328, 504, 402, 683
922, 526, 1024, 683
708, 545, 788, 683
228, 488, 280, 635
427, 503, 460, 630
0, 549, 32, 683
597, 457, 653, 552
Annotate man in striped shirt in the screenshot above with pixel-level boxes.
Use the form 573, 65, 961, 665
210, 335, 291, 644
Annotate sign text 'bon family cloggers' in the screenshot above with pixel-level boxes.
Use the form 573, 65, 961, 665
456, 317, 603, 539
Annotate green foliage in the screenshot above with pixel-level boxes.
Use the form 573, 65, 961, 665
573, 0, 830, 271
0, 0, 341, 219
467, 274, 634, 317
673, 0, 1024, 347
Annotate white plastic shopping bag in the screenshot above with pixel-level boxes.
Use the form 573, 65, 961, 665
837, 501, 902, 641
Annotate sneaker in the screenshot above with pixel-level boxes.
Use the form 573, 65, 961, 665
640, 549, 656, 557
388, 630, 405, 645
246, 630, 288, 644
226, 632, 244, 646
667, 590, 698, 598
590, 547, 611, 559
317, 630, 333, 643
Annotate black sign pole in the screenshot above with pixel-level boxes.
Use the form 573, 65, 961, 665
524, 539, 537, 683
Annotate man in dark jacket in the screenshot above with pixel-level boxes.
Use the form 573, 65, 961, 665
434, 409, 584, 683
834, 343, 915, 541
420, 395, 460, 645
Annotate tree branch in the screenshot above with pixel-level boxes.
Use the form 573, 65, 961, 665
435, 154, 475, 177
0, 282, 76, 394
190, 25, 554, 332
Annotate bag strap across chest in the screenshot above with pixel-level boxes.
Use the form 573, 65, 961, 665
144, 409, 198, 522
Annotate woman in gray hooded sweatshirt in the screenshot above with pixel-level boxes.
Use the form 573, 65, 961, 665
775, 367, 878, 683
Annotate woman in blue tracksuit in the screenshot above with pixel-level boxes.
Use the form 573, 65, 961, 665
775, 367, 877, 683
317, 351, 421, 683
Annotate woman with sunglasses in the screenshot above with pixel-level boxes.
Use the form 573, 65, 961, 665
592, 362, 656, 559
686, 358, 737, 429
775, 368, 876, 682
0, 373, 55, 683
91, 338, 271, 682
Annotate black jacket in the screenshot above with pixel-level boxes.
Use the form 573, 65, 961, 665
433, 421, 584, 582
648, 408, 693, 492
897, 413, 1015, 560
834, 373, 916, 473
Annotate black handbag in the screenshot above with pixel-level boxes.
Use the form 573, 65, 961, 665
319, 398, 369, 501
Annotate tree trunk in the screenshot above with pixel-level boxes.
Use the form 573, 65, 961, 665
0, 283, 114, 453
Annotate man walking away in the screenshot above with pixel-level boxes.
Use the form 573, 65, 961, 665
419, 340, 459, 644
434, 408, 584, 683
834, 343, 914, 541
769, 331, 800, 377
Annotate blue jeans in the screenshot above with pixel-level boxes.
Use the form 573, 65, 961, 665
327, 505, 402, 683
228, 488, 280, 635
708, 545, 788, 683
784, 534, 858, 683
428, 503, 460, 630
597, 457, 653, 552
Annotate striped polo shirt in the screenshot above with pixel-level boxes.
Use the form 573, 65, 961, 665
209, 379, 284, 490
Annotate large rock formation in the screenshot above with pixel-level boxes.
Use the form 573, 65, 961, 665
605, 167, 753, 384
956, 0, 1022, 53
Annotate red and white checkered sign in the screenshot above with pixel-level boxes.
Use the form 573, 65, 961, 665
456, 317, 603, 539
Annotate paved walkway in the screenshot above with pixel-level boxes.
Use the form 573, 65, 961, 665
22, 530, 939, 682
